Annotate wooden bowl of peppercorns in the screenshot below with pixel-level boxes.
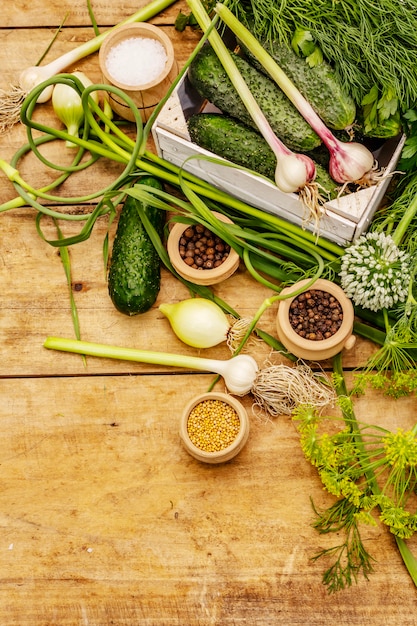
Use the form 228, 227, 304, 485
179, 392, 250, 464
167, 212, 240, 285
276, 278, 356, 361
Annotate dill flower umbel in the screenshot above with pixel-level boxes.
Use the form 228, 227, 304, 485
339, 231, 411, 311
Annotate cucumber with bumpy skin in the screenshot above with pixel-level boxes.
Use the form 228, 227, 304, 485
108, 177, 165, 316
188, 112, 277, 179
240, 38, 356, 131
188, 112, 339, 200
188, 44, 321, 153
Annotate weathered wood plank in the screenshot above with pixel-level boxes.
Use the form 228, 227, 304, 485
1, 2, 417, 623
0, 207, 379, 377
0, 373, 415, 626
3, 0, 189, 29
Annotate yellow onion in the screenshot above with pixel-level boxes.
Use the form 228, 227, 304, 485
159, 298, 231, 348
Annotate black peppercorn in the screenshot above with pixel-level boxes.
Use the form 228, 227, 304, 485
178, 224, 230, 270
289, 289, 343, 340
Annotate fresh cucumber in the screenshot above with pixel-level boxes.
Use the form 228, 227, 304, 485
108, 177, 165, 316
188, 112, 339, 200
188, 43, 321, 153
188, 112, 277, 179
239, 38, 356, 131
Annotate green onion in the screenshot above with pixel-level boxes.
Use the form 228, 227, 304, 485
214, 2, 377, 186
17, 0, 179, 105
187, 0, 316, 194
43, 335, 335, 415
44, 336, 259, 395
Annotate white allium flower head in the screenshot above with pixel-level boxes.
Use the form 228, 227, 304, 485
339, 231, 411, 312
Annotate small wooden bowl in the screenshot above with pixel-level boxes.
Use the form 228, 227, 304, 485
179, 392, 250, 464
167, 212, 240, 286
99, 23, 178, 123
276, 278, 356, 361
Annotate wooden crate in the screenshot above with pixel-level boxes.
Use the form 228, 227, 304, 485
152, 72, 405, 245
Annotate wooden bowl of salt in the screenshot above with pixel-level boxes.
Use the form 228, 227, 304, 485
99, 23, 178, 123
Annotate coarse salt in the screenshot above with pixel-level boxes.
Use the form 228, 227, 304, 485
105, 36, 168, 86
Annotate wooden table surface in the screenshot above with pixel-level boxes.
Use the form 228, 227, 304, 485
1, 1, 416, 624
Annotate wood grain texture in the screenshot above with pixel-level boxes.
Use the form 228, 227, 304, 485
0, 374, 416, 626
0, 0, 416, 623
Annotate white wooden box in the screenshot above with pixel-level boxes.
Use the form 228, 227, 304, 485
152, 72, 405, 245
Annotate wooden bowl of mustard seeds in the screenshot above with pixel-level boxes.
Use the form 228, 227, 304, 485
179, 392, 250, 464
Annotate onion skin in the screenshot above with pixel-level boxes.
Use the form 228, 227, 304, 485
51, 72, 98, 148
19, 67, 55, 102
328, 140, 375, 184
159, 298, 230, 348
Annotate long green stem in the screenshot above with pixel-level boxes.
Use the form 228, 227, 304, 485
22, 0, 179, 82
187, 0, 316, 193
392, 188, 417, 246
44, 336, 218, 370
186, 0, 278, 151
43, 336, 259, 395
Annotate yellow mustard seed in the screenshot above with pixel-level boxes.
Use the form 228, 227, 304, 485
187, 399, 240, 452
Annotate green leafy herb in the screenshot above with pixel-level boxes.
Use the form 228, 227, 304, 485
292, 353, 417, 592
225, 0, 417, 132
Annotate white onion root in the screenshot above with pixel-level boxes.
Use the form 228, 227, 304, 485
251, 361, 336, 417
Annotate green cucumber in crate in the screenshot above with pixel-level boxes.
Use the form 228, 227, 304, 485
188, 44, 321, 153
108, 177, 165, 316
239, 37, 356, 131
187, 112, 339, 200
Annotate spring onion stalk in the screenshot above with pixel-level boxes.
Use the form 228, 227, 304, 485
44, 335, 258, 395
215, 3, 377, 186
51, 72, 99, 147
186, 0, 316, 194
43, 335, 334, 414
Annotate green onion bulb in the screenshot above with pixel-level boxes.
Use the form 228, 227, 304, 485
52, 71, 98, 148
159, 298, 231, 348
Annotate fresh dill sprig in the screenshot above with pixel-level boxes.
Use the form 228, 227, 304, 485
310, 498, 376, 593
292, 354, 417, 591
225, 0, 417, 116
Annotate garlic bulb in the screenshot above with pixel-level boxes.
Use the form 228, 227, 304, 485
51, 71, 98, 147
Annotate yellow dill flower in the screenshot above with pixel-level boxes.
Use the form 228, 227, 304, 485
354, 510, 377, 527
292, 403, 319, 427
300, 425, 321, 465
340, 477, 363, 507
380, 504, 411, 533
383, 428, 417, 469
319, 468, 344, 497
